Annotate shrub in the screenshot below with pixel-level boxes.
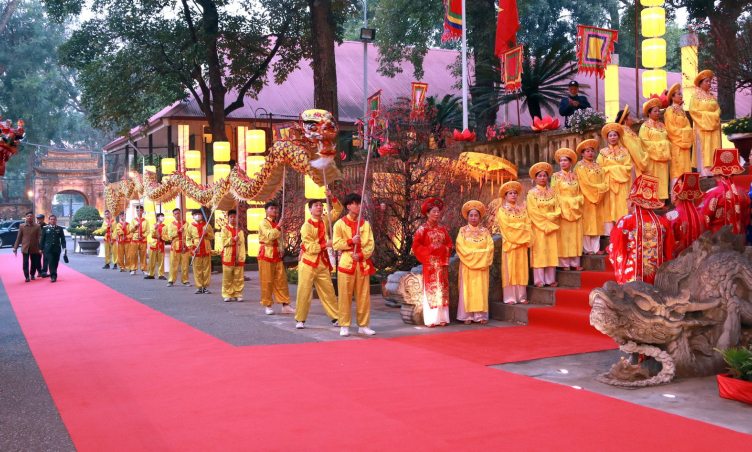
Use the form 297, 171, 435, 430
715, 347, 752, 381
68, 206, 102, 238
568, 108, 607, 134
722, 116, 752, 135
286, 267, 299, 285
485, 122, 521, 141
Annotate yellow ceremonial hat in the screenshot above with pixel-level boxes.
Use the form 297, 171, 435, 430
554, 148, 577, 163
643, 98, 663, 117
601, 123, 622, 140
575, 139, 598, 156
694, 70, 714, 87
529, 162, 553, 179
667, 83, 682, 103
462, 200, 486, 220
617, 104, 629, 125
499, 181, 522, 198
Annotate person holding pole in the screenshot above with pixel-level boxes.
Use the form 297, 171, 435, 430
258, 201, 294, 314
333, 193, 376, 337
220, 209, 246, 302
186, 208, 214, 294
94, 210, 118, 269
145, 213, 166, 280
115, 212, 131, 272
128, 205, 150, 275
165, 207, 191, 287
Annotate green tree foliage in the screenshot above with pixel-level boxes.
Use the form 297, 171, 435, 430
69, 205, 102, 237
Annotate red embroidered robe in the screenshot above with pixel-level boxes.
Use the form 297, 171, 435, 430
411, 222, 453, 308
699, 177, 751, 234
664, 201, 705, 257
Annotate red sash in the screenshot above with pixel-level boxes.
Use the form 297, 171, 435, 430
222, 226, 244, 266
133, 217, 147, 243
300, 219, 331, 270
259, 218, 282, 262
337, 216, 375, 275
192, 222, 211, 257
150, 224, 165, 252
117, 222, 130, 244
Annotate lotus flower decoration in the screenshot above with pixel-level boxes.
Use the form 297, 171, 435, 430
531, 115, 561, 131
377, 140, 399, 157
452, 129, 477, 142
649, 91, 670, 109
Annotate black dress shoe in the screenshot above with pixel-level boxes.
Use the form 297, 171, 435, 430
40, 273, 49, 278
158, 276, 167, 280
25, 277, 30, 282
144, 275, 155, 280
102, 264, 110, 269
51, 277, 57, 282
31, 275, 35, 280
113, 264, 118, 269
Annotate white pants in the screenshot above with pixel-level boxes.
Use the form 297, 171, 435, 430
456, 298, 489, 322
422, 293, 450, 326
503, 285, 527, 304
584, 236, 601, 254
558, 256, 581, 268
533, 267, 556, 285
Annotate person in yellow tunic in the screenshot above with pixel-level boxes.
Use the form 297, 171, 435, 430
258, 201, 293, 315
575, 139, 608, 254
165, 207, 191, 287
115, 212, 130, 272
597, 123, 633, 235
640, 98, 671, 200
294, 195, 343, 329
496, 181, 532, 304
93, 209, 118, 269
220, 209, 246, 302
333, 193, 376, 337
128, 205, 150, 275
689, 69, 721, 177
144, 213, 166, 280
665, 83, 694, 188
615, 105, 648, 180
527, 162, 560, 287
185, 208, 214, 294
456, 200, 495, 323
551, 148, 584, 271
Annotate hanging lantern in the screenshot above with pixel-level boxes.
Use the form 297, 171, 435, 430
305, 175, 326, 199
642, 69, 667, 98
185, 150, 201, 169
246, 156, 265, 177
163, 198, 177, 213
642, 38, 666, 68
214, 141, 231, 162
604, 55, 620, 122
641, 7, 666, 38
246, 207, 265, 231
145, 200, 156, 213
640, 0, 664, 5
246, 129, 266, 154
143, 165, 157, 175
680, 34, 699, 111
214, 163, 231, 181
186, 170, 201, 209
161, 158, 176, 175
247, 233, 260, 258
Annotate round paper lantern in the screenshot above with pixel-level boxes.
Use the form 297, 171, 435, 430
641, 7, 666, 38
246, 129, 266, 154
185, 150, 201, 169
143, 165, 157, 175
214, 163, 231, 180
246, 207, 265, 231
640, 0, 664, 5
304, 175, 326, 199
642, 69, 667, 98
213, 141, 231, 162
642, 38, 666, 68
161, 158, 176, 175
246, 156, 265, 177
186, 170, 201, 184
247, 233, 260, 258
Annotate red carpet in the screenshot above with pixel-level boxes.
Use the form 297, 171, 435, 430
2, 256, 751, 451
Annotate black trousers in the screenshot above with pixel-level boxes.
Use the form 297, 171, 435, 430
41, 252, 49, 274
22, 253, 42, 278
46, 251, 61, 278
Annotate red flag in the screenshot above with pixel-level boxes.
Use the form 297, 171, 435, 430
495, 0, 519, 56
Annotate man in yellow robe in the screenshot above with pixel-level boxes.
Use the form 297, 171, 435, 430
456, 201, 495, 322
145, 213, 166, 280
665, 83, 694, 188
220, 209, 245, 302
689, 70, 721, 177
294, 193, 342, 329
186, 208, 214, 294
128, 205, 150, 275
115, 212, 130, 272
93, 209, 118, 269
165, 207, 191, 287
259, 201, 293, 314
640, 98, 671, 200
333, 193, 376, 336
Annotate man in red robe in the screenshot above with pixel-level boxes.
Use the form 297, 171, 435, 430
699, 148, 750, 235
664, 172, 706, 257
608, 175, 675, 285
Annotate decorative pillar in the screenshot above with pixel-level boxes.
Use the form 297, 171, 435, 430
605, 54, 620, 122
680, 33, 698, 111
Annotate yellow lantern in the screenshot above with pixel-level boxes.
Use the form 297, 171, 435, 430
213, 141, 231, 162
246, 129, 266, 154
185, 150, 201, 169
143, 165, 157, 175
246, 207, 265, 231
186, 197, 200, 210
604, 55, 620, 122
642, 69, 667, 98
145, 199, 156, 213
163, 198, 177, 213
186, 170, 202, 209
681, 34, 698, 111
214, 163, 231, 180
246, 156, 265, 177
161, 158, 176, 175
641, 7, 666, 38
305, 175, 326, 199
642, 38, 666, 68
247, 233, 260, 258
640, 0, 664, 5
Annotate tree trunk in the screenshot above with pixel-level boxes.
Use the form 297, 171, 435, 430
467, 0, 498, 140
199, 0, 229, 141
309, 0, 339, 121
709, 15, 738, 120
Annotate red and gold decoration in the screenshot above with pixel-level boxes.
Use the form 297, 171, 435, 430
671, 171, 703, 201
421, 198, 445, 216
410, 82, 429, 118
495, 0, 520, 56
501, 45, 524, 93
531, 115, 560, 131
710, 148, 745, 177
368, 90, 382, 116
0, 118, 26, 176
629, 174, 664, 210
576, 25, 618, 79
441, 0, 463, 43
272, 122, 296, 142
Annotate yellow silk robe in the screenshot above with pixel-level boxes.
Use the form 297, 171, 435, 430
640, 119, 671, 200
526, 186, 560, 268
597, 145, 632, 222
551, 170, 584, 258
574, 160, 608, 236
621, 126, 648, 176
496, 203, 532, 287
455, 225, 495, 313
689, 91, 721, 169
665, 105, 694, 178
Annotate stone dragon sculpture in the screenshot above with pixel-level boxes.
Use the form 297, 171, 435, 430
590, 227, 752, 386
104, 109, 340, 213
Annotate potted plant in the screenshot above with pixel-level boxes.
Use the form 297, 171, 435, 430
568, 108, 607, 134
485, 122, 521, 142
722, 116, 752, 164
715, 346, 752, 405
68, 206, 103, 255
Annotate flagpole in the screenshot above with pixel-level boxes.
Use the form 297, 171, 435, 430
461, 0, 468, 130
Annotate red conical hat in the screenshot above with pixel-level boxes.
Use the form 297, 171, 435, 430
672, 172, 703, 201
629, 175, 664, 210
710, 149, 744, 176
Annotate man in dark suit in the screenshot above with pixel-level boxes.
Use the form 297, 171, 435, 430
40, 214, 67, 283
13, 211, 42, 282
36, 213, 50, 277
558, 80, 592, 128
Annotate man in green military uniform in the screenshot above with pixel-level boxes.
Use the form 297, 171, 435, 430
39, 214, 67, 283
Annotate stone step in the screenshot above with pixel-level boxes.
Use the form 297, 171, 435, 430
582, 254, 607, 271
489, 302, 549, 325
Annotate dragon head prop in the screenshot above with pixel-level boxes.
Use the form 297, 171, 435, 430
300, 109, 338, 169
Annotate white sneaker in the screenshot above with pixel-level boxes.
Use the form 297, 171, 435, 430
359, 326, 376, 336
130, 270, 135, 275
265, 306, 274, 315
340, 327, 350, 337
236, 297, 243, 302
142, 271, 147, 275
282, 304, 294, 314
223, 297, 231, 302
296, 322, 305, 329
